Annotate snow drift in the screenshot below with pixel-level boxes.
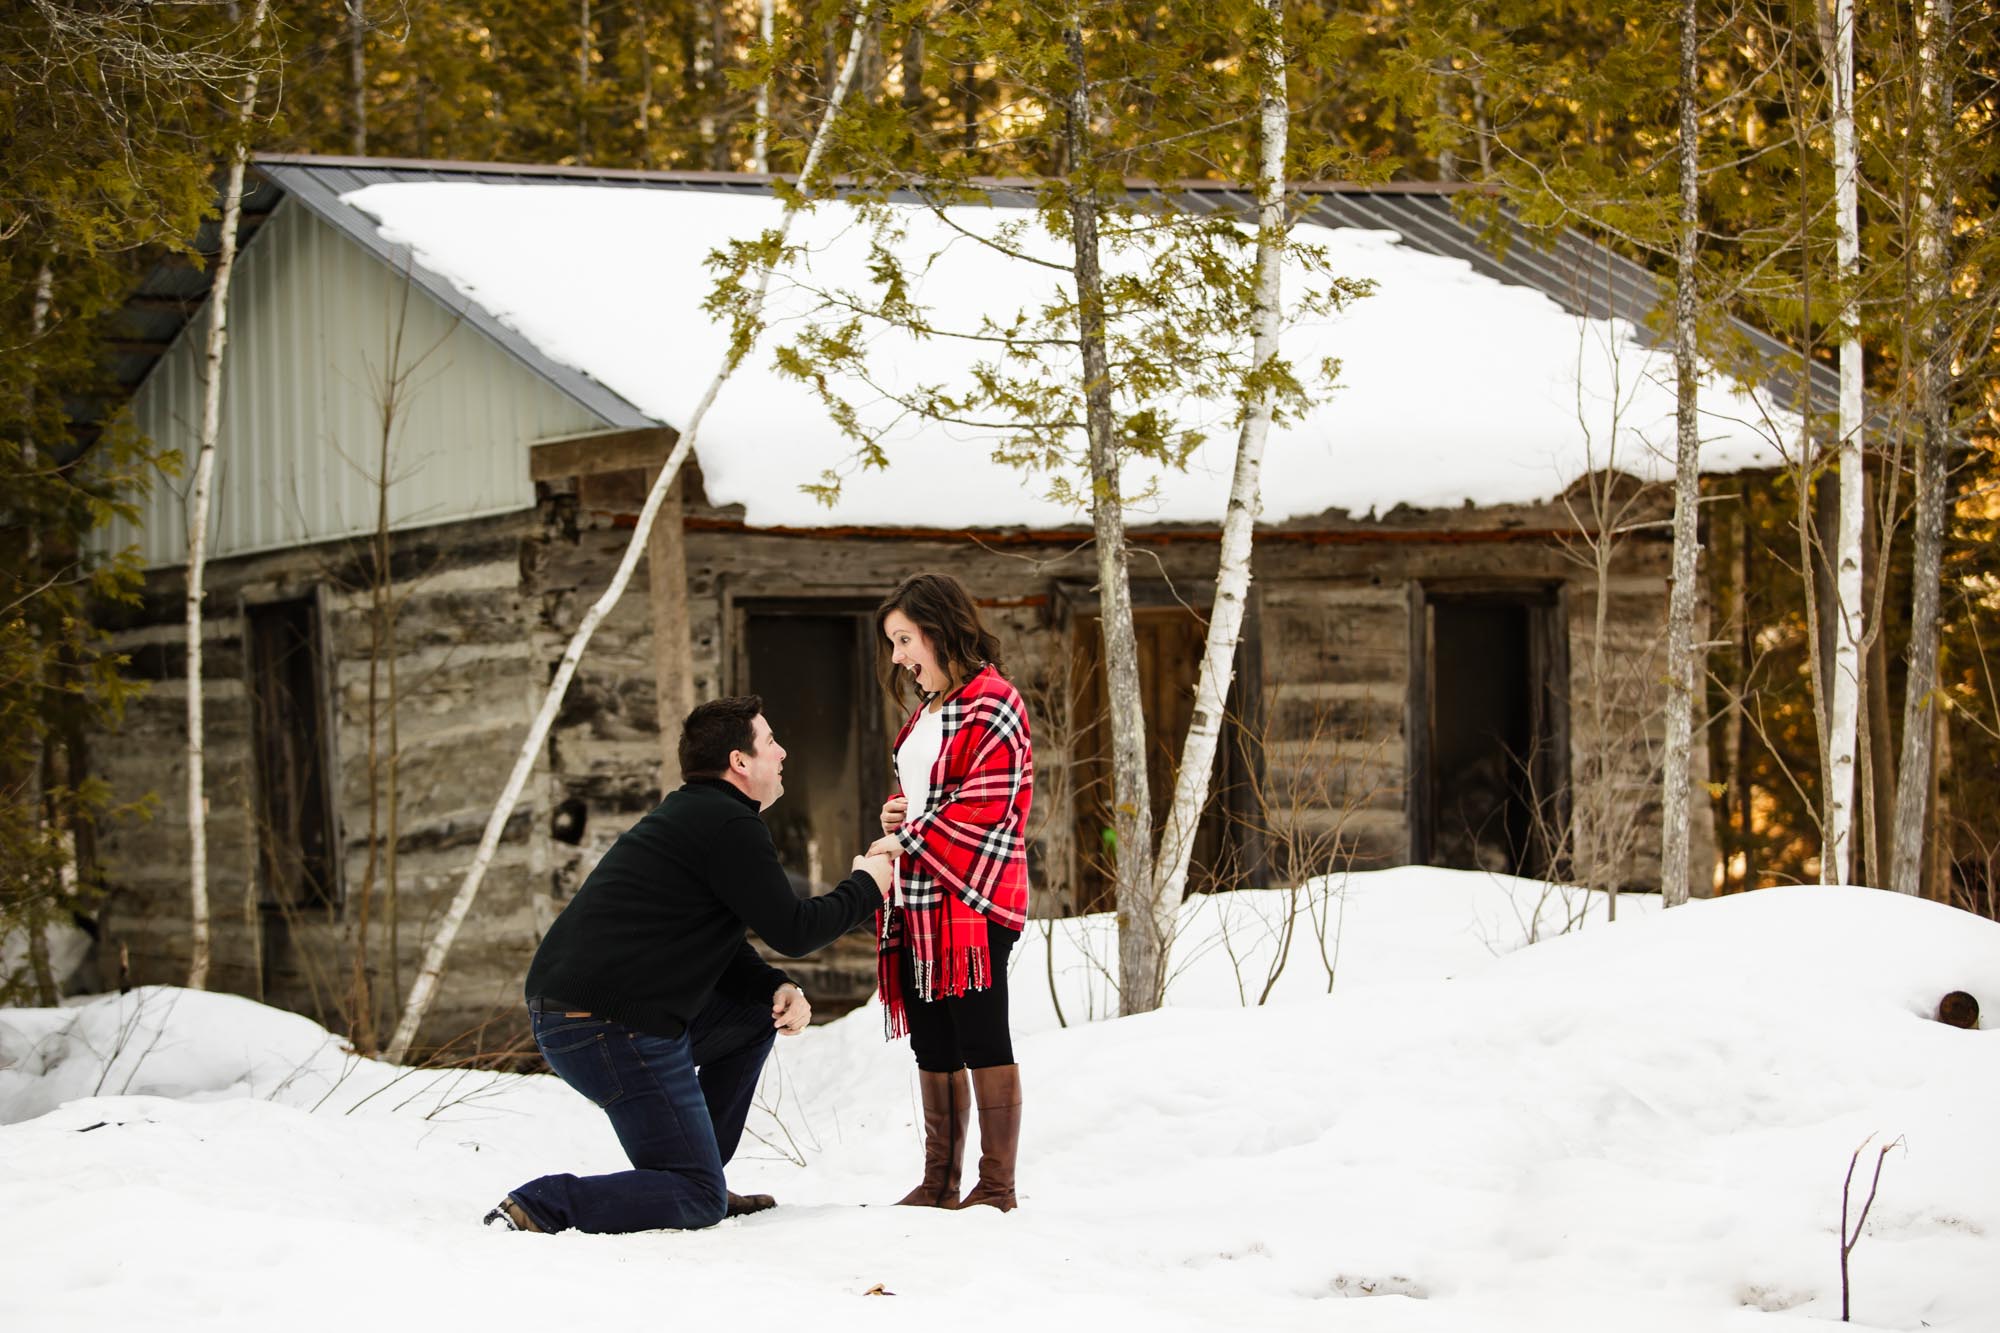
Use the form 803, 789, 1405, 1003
2, 871, 1995, 1333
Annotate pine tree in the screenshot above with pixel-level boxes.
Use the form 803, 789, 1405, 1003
1, 1, 249, 997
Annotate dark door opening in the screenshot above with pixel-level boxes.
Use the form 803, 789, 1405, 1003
739, 609, 888, 895
734, 602, 891, 1018
1412, 587, 1568, 878
245, 597, 338, 913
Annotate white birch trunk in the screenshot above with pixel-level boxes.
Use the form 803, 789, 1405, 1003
383, 0, 877, 1064
754, 0, 774, 173
1659, 0, 1703, 908
184, 0, 272, 991
1151, 0, 1288, 926
1823, 0, 1865, 885
1891, 0, 1953, 895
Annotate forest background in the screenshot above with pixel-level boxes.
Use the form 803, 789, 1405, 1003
4, 0, 1998, 1008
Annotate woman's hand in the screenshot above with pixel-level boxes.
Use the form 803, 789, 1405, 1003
867, 833, 902, 860
879, 794, 908, 835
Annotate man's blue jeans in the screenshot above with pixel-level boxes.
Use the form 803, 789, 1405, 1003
507, 991, 776, 1233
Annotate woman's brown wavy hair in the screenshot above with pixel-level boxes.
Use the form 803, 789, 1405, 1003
875, 572, 1006, 706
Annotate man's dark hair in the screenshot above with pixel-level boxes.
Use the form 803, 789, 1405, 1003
679, 695, 764, 780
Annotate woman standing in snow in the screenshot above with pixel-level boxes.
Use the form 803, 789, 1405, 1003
870, 572, 1034, 1211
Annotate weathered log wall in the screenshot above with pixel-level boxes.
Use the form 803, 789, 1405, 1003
97, 511, 555, 1056
91, 473, 1709, 1053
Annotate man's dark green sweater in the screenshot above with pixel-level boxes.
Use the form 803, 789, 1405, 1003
524, 778, 882, 1038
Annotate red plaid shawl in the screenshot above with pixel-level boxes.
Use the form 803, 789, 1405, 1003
877, 664, 1033, 1039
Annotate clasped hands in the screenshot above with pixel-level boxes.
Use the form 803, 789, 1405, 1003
778, 797, 918, 1035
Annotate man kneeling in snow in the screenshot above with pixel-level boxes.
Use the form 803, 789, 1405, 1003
486, 695, 891, 1234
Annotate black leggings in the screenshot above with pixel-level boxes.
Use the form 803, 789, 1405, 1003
900, 922, 1019, 1074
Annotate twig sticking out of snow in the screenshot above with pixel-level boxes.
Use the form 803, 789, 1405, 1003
1839, 1131, 1905, 1323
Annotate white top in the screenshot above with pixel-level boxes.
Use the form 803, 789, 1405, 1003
896, 705, 947, 818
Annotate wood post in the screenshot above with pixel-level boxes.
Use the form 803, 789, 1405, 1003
646, 465, 693, 789
529, 427, 693, 791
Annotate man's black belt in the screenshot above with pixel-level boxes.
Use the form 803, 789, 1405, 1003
527, 995, 593, 1015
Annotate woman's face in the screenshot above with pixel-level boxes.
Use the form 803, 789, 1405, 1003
883, 609, 946, 694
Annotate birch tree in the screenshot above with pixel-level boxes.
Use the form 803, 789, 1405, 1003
184, 0, 273, 991
1658, 0, 1705, 909
1817, 0, 1864, 885
1888, 0, 1954, 896
383, 0, 879, 1064
768, 0, 1362, 1014
1149, 0, 1293, 956
1390, 0, 1781, 905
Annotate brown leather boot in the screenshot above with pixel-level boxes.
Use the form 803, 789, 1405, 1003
895, 1068, 971, 1207
959, 1064, 1021, 1212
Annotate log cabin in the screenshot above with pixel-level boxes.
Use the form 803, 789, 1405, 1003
81, 156, 1829, 1051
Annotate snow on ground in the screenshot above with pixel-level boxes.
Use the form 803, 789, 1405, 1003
341, 183, 1793, 528
3, 870, 1996, 1333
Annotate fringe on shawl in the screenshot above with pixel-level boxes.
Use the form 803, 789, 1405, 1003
877, 904, 993, 1040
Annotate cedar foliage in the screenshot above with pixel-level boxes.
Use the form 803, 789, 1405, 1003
1, 2, 263, 999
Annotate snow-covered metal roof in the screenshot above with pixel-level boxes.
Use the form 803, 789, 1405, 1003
252, 155, 1836, 432
109, 156, 1831, 533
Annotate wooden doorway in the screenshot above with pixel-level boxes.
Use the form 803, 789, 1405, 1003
1409, 584, 1569, 877
245, 597, 338, 913
734, 603, 891, 895
1071, 607, 1235, 912
731, 599, 891, 1019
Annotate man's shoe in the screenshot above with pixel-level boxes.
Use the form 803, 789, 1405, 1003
959, 1064, 1021, 1212
894, 1068, 970, 1207
482, 1196, 544, 1232
726, 1190, 777, 1217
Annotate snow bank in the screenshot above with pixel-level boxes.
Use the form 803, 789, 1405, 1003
341, 183, 1793, 529
1019, 866, 1654, 1027
0, 985, 552, 1127
3, 873, 1995, 1333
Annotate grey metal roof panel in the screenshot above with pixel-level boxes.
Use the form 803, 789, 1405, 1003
257, 160, 657, 430
1303, 189, 1841, 411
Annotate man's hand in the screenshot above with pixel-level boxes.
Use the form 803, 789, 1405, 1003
772, 983, 811, 1036
852, 852, 894, 898
879, 794, 908, 835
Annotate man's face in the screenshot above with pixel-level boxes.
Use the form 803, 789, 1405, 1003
733, 713, 787, 810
